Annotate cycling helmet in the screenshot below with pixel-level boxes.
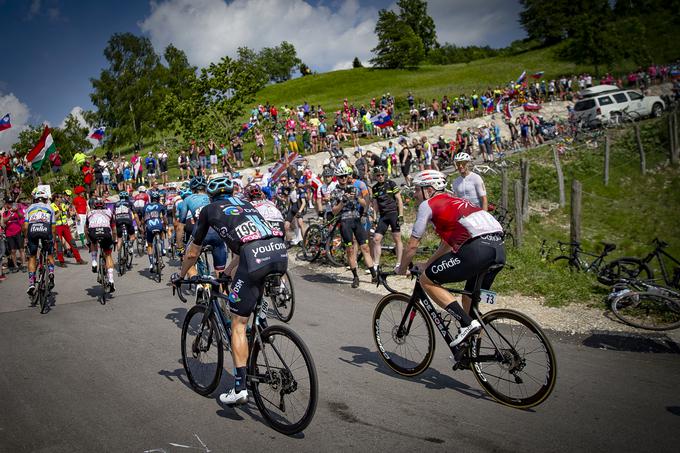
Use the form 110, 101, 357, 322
206, 176, 234, 199
245, 183, 263, 201
149, 191, 161, 202
64, 189, 73, 196
334, 166, 351, 177
93, 197, 106, 209
413, 170, 448, 191
33, 189, 48, 201
322, 167, 334, 177
137, 185, 147, 192
189, 176, 207, 191
118, 191, 129, 200
179, 188, 192, 199
372, 166, 386, 175
454, 152, 472, 162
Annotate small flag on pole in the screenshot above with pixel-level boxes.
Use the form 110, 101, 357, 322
0, 113, 11, 132
90, 127, 105, 140
531, 71, 545, 79
515, 71, 527, 85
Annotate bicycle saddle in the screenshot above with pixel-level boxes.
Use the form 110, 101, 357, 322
602, 243, 616, 253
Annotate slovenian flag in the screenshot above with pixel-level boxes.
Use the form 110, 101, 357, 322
26, 126, 57, 171
0, 113, 11, 132
370, 111, 393, 128
237, 121, 256, 137
90, 127, 105, 140
516, 71, 527, 85
531, 71, 545, 79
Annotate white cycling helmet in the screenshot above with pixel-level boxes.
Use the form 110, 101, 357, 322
454, 152, 472, 162
334, 166, 352, 177
413, 170, 447, 191
138, 185, 147, 192
33, 189, 49, 201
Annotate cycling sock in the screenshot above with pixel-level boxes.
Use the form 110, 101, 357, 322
444, 301, 473, 327
148, 254, 154, 265
351, 268, 358, 278
28, 272, 35, 285
234, 367, 247, 392
369, 266, 377, 278
91, 252, 98, 262
107, 268, 114, 283
47, 264, 55, 274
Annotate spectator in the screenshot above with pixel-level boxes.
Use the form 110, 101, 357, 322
207, 139, 218, 175
82, 160, 94, 196
49, 149, 62, 173
1, 201, 26, 272
145, 151, 157, 184
451, 152, 488, 211
178, 150, 190, 180
158, 149, 169, 184
189, 141, 199, 177
250, 151, 262, 168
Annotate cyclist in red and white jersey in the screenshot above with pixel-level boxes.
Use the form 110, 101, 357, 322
396, 170, 505, 347
86, 198, 117, 292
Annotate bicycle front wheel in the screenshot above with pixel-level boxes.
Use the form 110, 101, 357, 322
552, 255, 579, 272
611, 291, 680, 331
301, 224, 322, 262
372, 293, 435, 377
272, 271, 295, 323
471, 309, 557, 409
249, 325, 318, 435
181, 304, 224, 396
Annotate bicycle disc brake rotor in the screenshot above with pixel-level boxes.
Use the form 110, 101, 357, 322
498, 348, 525, 374
391, 325, 407, 345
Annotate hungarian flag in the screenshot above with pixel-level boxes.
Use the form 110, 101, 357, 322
90, 127, 105, 140
26, 126, 57, 171
0, 113, 11, 132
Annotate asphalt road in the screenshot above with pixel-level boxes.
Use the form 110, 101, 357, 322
0, 253, 679, 453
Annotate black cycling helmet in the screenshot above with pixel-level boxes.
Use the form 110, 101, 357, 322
372, 166, 386, 175
322, 167, 334, 178
118, 191, 129, 200
93, 197, 106, 209
206, 176, 234, 200
149, 191, 161, 202
190, 176, 208, 191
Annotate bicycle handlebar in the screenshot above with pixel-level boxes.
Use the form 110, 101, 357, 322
171, 275, 232, 303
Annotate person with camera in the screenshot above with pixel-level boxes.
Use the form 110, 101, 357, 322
331, 167, 376, 288
370, 166, 404, 275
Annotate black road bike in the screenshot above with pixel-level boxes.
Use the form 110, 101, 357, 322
603, 238, 680, 289
373, 267, 557, 409
173, 274, 317, 435
117, 227, 134, 276
95, 239, 111, 304
301, 215, 344, 266
151, 230, 164, 283
30, 238, 52, 314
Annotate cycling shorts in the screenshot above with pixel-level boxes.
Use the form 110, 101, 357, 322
425, 234, 505, 292
375, 212, 400, 235
228, 238, 288, 317
183, 222, 194, 245
145, 226, 164, 245
340, 218, 368, 247
115, 221, 135, 238
88, 227, 114, 254
202, 229, 227, 271
26, 226, 53, 256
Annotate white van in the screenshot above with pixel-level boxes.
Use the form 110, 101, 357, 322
572, 86, 664, 126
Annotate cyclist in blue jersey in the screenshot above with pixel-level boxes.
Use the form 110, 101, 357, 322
143, 191, 168, 271
173, 187, 192, 254
177, 176, 227, 277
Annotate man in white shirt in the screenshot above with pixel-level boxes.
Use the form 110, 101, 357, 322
450, 152, 487, 211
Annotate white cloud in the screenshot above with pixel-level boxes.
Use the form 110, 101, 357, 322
0, 92, 31, 155
139, 0, 379, 72
60, 106, 100, 149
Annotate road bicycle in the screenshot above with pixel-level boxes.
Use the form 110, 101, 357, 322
29, 238, 52, 314
117, 227, 134, 276
301, 215, 344, 266
95, 238, 111, 304
490, 205, 514, 245
373, 267, 557, 409
173, 274, 317, 434
603, 238, 680, 289
607, 277, 680, 331
151, 230, 164, 283
264, 271, 295, 323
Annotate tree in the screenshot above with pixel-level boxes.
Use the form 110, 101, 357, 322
90, 33, 165, 151
397, 0, 438, 53
352, 57, 363, 68
158, 44, 198, 134
52, 114, 91, 163
370, 10, 425, 69
259, 41, 302, 83
519, 0, 572, 45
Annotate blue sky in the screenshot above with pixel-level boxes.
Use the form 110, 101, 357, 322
0, 0, 525, 150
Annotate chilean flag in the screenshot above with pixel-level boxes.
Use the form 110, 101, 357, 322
90, 127, 105, 140
370, 111, 393, 128
0, 113, 11, 132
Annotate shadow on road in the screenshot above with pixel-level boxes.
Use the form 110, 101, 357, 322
84, 285, 109, 303
166, 307, 188, 330
667, 406, 680, 416
299, 273, 346, 285
582, 331, 680, 353
339, 345, 488, 401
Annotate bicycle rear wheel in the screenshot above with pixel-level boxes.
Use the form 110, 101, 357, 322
37, 270, 49, 314
181, 304, 224, 396
325, 226, 345, 267
552, 255, 579, 271
154, 237, 163, 283
117, 245, 126, 276
470, 309, 557, 409
249, 325, 318, 435
598, 258, 653, 286
611, 291, 680, 331
301, 224, 322, 262
99, 253, 108, 304
271, 271, 295, 323
126, 244, 134, 270
372, 293, 435, 376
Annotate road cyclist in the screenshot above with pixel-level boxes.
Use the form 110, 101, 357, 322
171, 175, 287, 406
113, 191, 139, 273
86, 197, 117, 293
23, 189, 57, 298
142, 191, 168, 274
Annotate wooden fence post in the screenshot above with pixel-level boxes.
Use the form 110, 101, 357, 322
604, 134, 610, 186
570, 179, 582, 249
514, 180, 523, 247
672, 112, 680, 165
501, 168, 508, 212
634, 124, 646, 174
520, 158, 530, 221
552, 145, 566, 207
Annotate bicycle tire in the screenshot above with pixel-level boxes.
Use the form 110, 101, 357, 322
181, 304, 224, 396
372, 293, 435, 377
598, 258, 653, 286
154, 237, 162, 283
38, 270, 49, 314
137, 237, 144, 257
99, 253, 107, 304
118, 245, 125, 276
249, 325, 318, 435
325, 225, 345, 267
470, 309, 557, 409
552, 255, 580, 272
272, 271, 295, 323
610, 291, 680, 331
301, 224, 323, 262
126, 244, 134, 270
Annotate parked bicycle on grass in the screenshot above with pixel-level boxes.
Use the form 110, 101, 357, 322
607, 277, 680, 331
